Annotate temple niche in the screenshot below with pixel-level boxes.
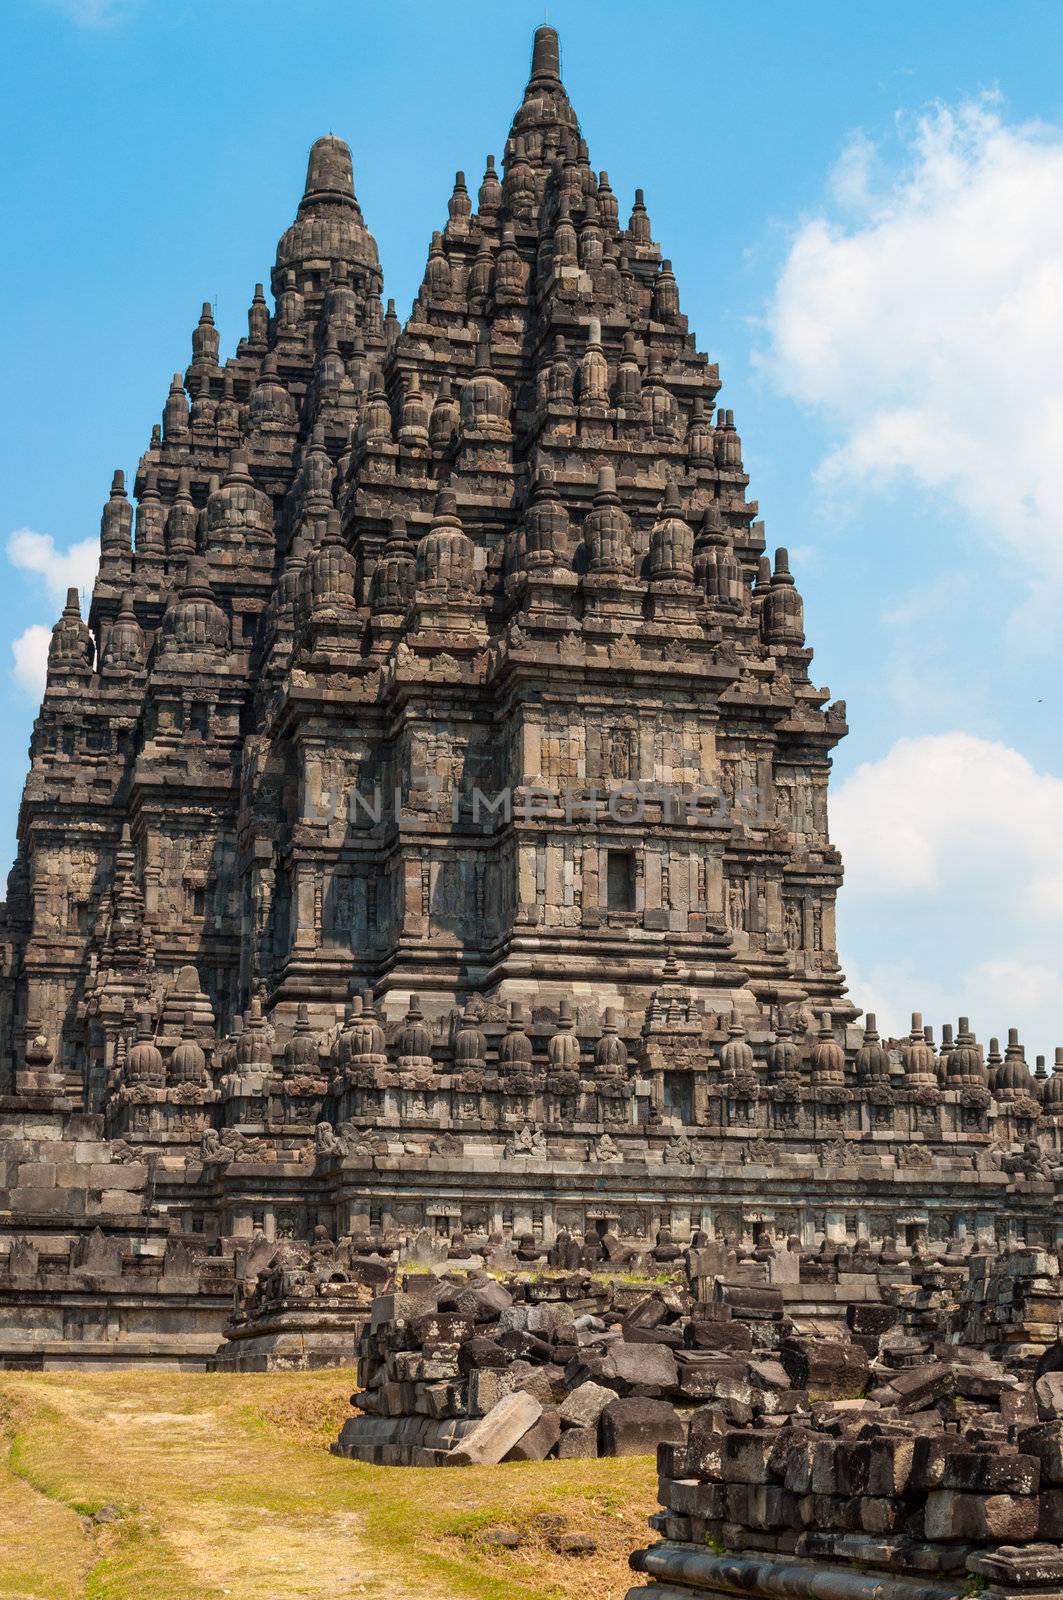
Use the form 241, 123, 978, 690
1, 25, 1059, 1372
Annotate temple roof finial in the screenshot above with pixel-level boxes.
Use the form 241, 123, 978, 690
301, 135, 356, 210
529, 23, 562, 87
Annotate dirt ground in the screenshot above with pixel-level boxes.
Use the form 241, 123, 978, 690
0, 1368, 657, 1600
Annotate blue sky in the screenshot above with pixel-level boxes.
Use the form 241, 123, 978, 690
3, 0, 1063, 1050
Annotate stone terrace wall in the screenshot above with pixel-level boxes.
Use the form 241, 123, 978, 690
0, 1102, 233, 1367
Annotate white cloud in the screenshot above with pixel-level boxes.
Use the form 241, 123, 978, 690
834, 732, 1063, 911
11, 626, 51, 700
834, 732, 1063, 1055
7, 528, 98, 605
842, 954, 1063, 1064
762, 98, 1063, 574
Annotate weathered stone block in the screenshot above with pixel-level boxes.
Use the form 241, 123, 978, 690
924, 1490, 1039, 1543
559, 1380, 614, 1429
780, 1337, 868, 1399
445, 1392, 543, 1466
556, 1424, 598, 1458
1019, 1422, 1063, 1485
599, 1397, 683, 1457
503, 1404, 560, 1461
1036, 1372, 1063, 1419
941, 1450, 1039, 1494
722, 1430, 776, 1486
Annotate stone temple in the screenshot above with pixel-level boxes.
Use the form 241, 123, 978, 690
0, 26, 1059, 1367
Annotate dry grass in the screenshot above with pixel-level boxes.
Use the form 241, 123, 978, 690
0, 1392, 88, 1600
0, 1369, 656, 1600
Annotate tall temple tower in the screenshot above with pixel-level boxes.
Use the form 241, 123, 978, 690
2, 29, 1059, 1368
0, 25, 850, 1107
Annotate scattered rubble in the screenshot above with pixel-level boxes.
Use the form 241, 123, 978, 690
628, 1247, 1063, 1600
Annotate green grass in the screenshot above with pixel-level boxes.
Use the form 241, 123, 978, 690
0, 1369, 657, 1600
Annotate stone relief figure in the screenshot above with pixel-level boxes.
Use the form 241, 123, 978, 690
664, 1133, 695, 1165
720, 761, 739, 807
503, 1123, 547, 1159
793, 777, 813, 833
591, 1131, 622, 1163
784, 900, 802, 952
200, 1127, 233, 1165
315, 1121, 346, 1158
727, 878, 746, 932
329, 875, 354, 947
608, 727, 633, 781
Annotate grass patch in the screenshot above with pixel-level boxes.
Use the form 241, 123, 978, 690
0, 1368, 657, 1600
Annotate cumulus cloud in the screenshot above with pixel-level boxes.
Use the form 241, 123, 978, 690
833, 733, 1063, 1054
5, 529, 97, 700
11, 626, 51, 700
843, 955, 1063, 1065
762, 97, 1063, 574
7, 528, 98, 605
834, 732, 1063, 912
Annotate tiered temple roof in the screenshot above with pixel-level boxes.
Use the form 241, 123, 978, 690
0, 29, 1059, 1372
0, 25, 850, 1103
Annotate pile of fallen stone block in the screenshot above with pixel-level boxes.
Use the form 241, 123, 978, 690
632, 1254, 1063, 1600
949, 1249, 1063, 1355
331, 1263, 800, 1467
872, 1248, 1063, 1364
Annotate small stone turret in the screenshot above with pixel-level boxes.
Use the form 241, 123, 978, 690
995, 1028, 1034, 1100
854, 1013, 890, 1083
299, 510, 357, 622
460, 338, 510, 437
416, 489, 475, 596
902, 1012, 937, 1088
396, 999, 434, 1075
498, 1003, 534, 1077
595, 1008, 628, 1075
170, 1010, 208, 1088
100, 469, 133, 555
648, 480, 694, 585
126, 1011, 164, 1089
47, 589, 95, 679
274, 134, 381, 297
204, 450, 274, 553
101, 593, 145, 676
764, 548, 805, 646
1042, 1047, 1063, 1114
162, 372, 189, 439
584, 465, 634, 576
767, 1019, 800, 1078
191, 300, 220, 367
548, 999, 581, 1075
166, 468, 197, 555
810, 1012, 845, 1086
428, 376, 459, 452
160, 558, 230, 657
523, 468, 570, 570
719, 1012, 754, 1076
947, 1016, 987, 1086
453, 1005, 487, 1074
369, 515, 416, 616
283, 1003, 320, 1077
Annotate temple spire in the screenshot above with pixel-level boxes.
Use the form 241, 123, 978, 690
529, 23, 562, 87
300, 134, 357, 211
